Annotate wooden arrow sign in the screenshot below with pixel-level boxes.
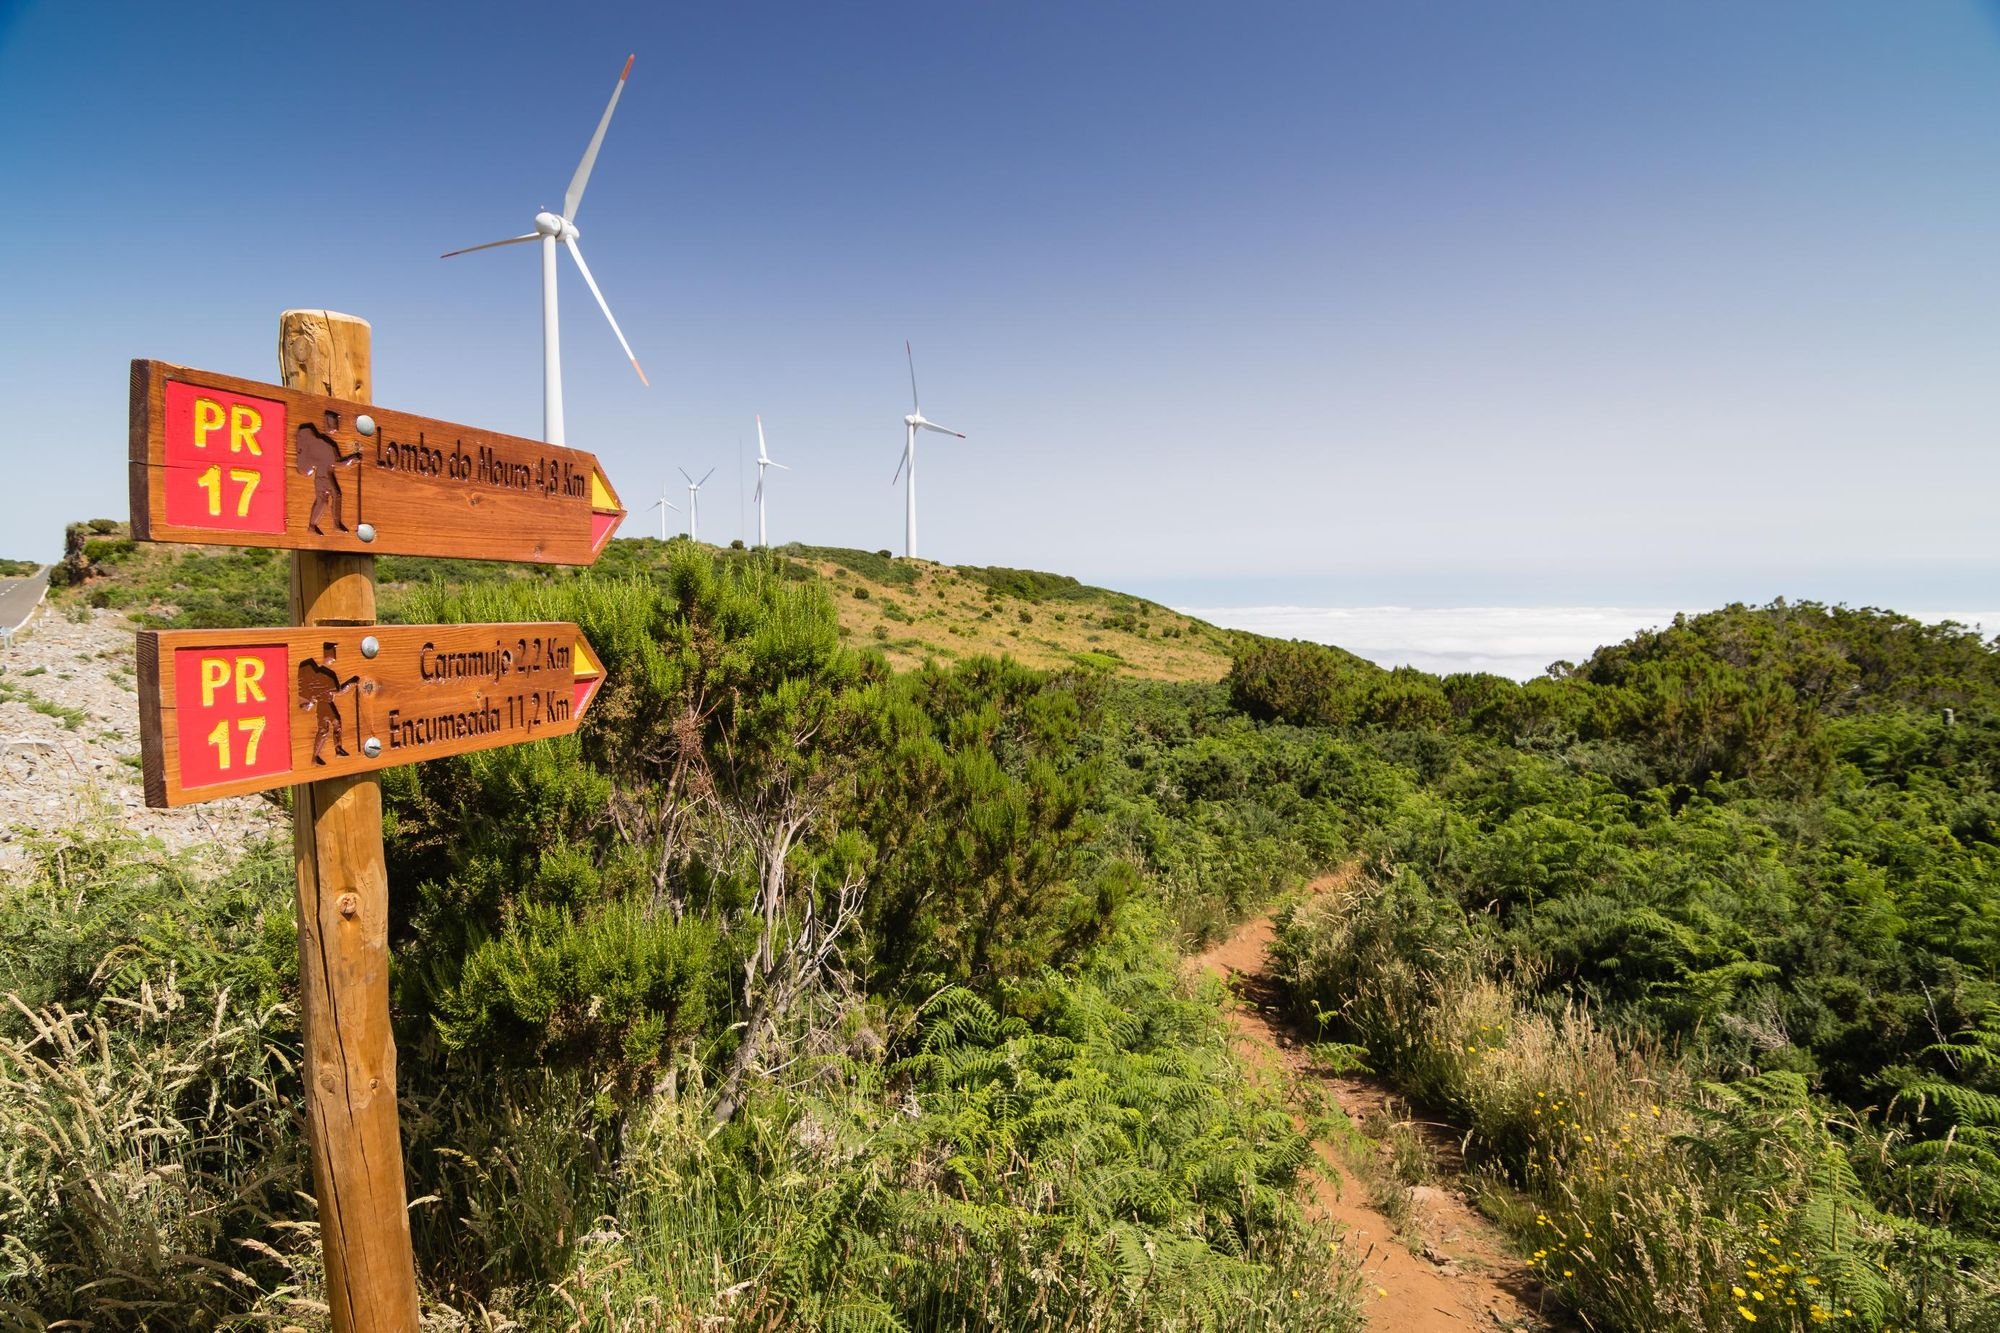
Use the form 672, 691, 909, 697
129, 360, 625, 564
136, 622, 605, 807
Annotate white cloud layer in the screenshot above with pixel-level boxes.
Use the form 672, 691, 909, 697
1178, 606, 2000, 682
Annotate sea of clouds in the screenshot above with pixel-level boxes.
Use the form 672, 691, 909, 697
1176, 606, 2000, 681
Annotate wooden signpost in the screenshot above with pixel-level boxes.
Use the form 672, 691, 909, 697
136, 623, 604, 806
129, 358, 625, 563
128, 311, 625, 1331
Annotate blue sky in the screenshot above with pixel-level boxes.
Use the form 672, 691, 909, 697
2, 0, 1997, 610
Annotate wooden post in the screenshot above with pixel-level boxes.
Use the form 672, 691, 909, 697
278, 310, 422, 1330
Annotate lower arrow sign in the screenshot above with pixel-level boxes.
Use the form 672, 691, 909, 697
136, 622, 604, 807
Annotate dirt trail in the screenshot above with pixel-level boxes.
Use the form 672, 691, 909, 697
1193, 878, 1556, 1331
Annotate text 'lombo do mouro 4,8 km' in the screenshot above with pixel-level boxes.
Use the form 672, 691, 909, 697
128, 360, 625, 563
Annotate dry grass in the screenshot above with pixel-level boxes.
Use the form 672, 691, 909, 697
0, 979, 327, 1326
805, 558, 1234, 682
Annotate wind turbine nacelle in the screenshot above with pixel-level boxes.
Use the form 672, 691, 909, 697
534, 212, 577, 241
904, 413, 923, 428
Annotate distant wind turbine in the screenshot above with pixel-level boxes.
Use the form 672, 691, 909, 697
440, 55, 648, 445
753, 415, 790, 548
891, 342, 965, 560
681, 466, 715, 543
646, 482, 680, 540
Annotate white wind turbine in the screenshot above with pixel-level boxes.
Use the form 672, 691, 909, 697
441, 55, 647, 445
646, 481, 679, 540
891, 342, 965, 560
681, 466, 715, 543
753, 415, 790, 548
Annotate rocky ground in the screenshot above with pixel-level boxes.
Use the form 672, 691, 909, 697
0, 604, 284, 875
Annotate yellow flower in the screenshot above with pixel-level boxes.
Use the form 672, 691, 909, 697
1733, 1287, 1747, 1299
1752, 1291, 1765, 1302
1738, 1307, 1757, 1322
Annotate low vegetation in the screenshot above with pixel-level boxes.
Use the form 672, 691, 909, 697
12, 537, 1997, 1330
4, 547, 1355, 1330
1250, 607, 2000, 1329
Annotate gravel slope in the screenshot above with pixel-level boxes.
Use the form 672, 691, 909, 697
0, 605, 284, 874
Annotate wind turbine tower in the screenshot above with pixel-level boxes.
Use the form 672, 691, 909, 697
441, 55, 648, 444
646, 482, 679, 540
753, 415, 790, 548
682, 467, 715, 543
891, 342, 965, 560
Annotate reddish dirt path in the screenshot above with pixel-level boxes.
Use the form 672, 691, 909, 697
1192, 881, 1557, 1331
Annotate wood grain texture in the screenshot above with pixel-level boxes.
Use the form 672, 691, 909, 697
135, 622, 602, 806
127, 355, 624, 564
280, 311, 421, 1333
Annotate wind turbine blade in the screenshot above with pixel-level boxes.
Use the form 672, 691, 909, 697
919, 421, 966, 438
753, 477, 763, 503
440, 233, 538, 258
698, 467, 716, 486
768, 460, 790, 471
564, 54, 634, 222
756, 414, 768, 461
906, 340, 920, 411
563, 236, 648, 385
892, 443, 909, 486
679, 467, 694, 484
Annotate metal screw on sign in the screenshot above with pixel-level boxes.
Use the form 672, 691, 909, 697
356, 523, 376, 543
360, 636, 381, 659
362, 736, 382, 758
355, 414, 376, 437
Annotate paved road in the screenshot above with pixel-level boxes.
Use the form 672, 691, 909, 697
0, 567, 49, 635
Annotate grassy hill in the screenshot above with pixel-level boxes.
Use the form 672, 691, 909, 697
49, 522, 1239, 682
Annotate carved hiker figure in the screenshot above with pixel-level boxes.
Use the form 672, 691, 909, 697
295, 411, 361, 534
298, 642, 363, 764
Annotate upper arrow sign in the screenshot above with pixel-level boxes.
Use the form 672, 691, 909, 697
128, 360, 624, 564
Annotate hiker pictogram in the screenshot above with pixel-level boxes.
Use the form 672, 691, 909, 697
296, 411, 362, 534
298, 642, 366, 765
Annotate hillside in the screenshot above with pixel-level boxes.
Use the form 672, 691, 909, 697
20, 523, 1999, 1330
48, 521, 1240, 683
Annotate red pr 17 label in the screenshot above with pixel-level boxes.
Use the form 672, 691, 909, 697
162, 381, 287, 534
173, 645, 291, 789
